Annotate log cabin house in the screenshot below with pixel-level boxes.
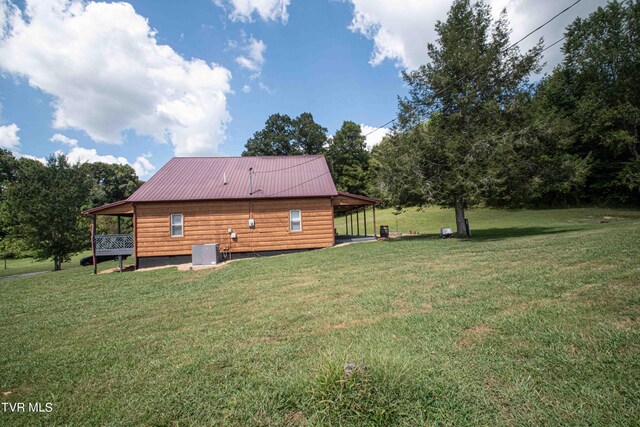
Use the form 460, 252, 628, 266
82, 155, 379, 271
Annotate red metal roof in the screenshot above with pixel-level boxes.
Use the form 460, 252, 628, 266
81, 200, 131, 215
127, 155, 338, 202
336, 191, 381, 205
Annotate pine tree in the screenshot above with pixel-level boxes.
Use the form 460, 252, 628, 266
398, 0, 543, 235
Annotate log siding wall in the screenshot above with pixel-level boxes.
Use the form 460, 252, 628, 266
135, 197, 334, 257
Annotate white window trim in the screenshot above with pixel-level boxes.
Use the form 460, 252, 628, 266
170, 214, 183, 237
290, 209, 302, 232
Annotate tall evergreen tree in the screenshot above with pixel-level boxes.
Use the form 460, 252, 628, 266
398, 0, 543, 235
326, 121, 370, 194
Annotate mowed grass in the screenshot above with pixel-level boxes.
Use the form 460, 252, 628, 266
1, 207, 639, 425
0, 251, 94, 278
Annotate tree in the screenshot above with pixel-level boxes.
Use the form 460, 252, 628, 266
326, 121, 370, 194
242, 112, 327, 156
369, 127, 431, 207
4, 154, 92, 270
537, 0, 640, 203
0, 149, 17, 198
0, 149, 19, 260
294, 112, 327, 154
244, 113, 297, 156
80, 162, 141, 207
398, 0, 543, 236
79, 162, 141, 235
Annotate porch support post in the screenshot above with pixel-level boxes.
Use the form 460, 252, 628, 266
373, 205, 377, 239
345, 215, 348, 235
364, 208, 367, 237
350, 213, 353, 236
356, 210, 360, 236
117, 215, 122, 273
133, 204, 138, 270
91, 214, 97, 274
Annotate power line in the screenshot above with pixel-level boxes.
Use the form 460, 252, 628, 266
540, 35, 567, 53
507, 0, 581, 50
253, 155, 322, 174
363, 0, 583, 139
263, 171, 332, 197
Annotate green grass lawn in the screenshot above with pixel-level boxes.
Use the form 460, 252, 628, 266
0, 251, 90, 278
0, 251, 135, 278
1, 207, 639, 425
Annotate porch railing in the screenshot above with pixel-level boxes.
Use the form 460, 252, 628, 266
95, 234, 134, 256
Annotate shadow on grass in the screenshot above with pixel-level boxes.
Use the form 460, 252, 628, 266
382, 227, 583, 243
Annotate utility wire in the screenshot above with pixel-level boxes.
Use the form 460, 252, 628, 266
508, 0, 581, 50
253, 155, 322, 174
363, 0, 583, 138
257, 33, 574, 191
254, 2, 582, 190
263, 171, 332, 197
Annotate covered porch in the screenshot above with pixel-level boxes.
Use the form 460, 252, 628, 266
81, 200, 135, 274
332, 192, 381, 244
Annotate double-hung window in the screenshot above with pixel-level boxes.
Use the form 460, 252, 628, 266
170, 214, 183, 237
290, 209, 302, 232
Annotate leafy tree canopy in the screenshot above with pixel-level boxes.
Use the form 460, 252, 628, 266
4, 154, 92, 270
243, 112, 328, 156
80, 162, 141, 208
538, 0, 640, 203
0, 149, 17, 198
326, 121, 370, 195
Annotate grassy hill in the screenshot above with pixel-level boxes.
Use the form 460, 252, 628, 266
1, 207, 639, 425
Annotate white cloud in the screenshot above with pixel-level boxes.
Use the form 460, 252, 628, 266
63, 146, 128, 166
0, 123, 47, 163
50, 133, 78, 147
19, 153, 47, 163
242, 84, 252, 93
347, 0, 606, 71
258, 82, 273, 94
233, 34, 266, 76
0, 123, 20, 150
360, 124, 389, 150
132, 154, 155, 177
214, 0, 290, 23
0, 0, 232, 156
51, 133, 156, 177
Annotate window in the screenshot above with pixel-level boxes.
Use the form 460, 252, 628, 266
170, 214, 183, 237
290, 209, 302, 232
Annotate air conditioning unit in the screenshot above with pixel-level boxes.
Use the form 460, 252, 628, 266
192, 243, 220, 266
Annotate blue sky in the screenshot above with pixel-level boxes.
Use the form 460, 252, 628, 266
0, 0, 606, 177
